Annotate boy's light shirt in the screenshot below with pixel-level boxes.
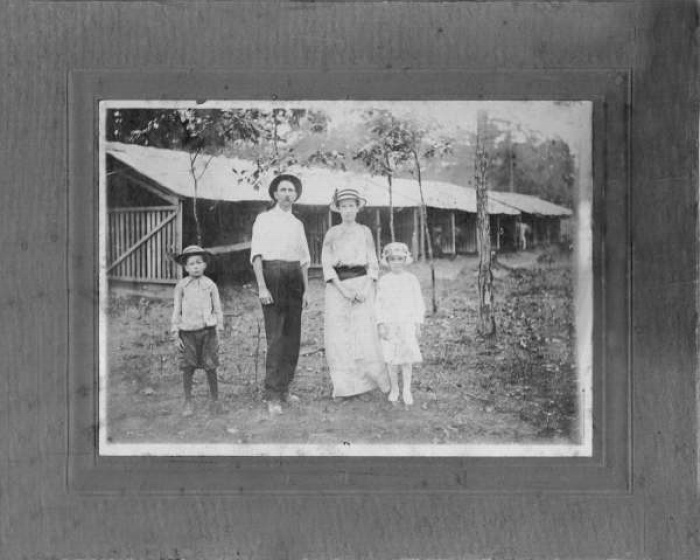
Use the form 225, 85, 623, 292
171, 275, 224, 332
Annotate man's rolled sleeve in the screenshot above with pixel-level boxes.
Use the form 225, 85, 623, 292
249, 215, 264, 264
298, 222, 311, 269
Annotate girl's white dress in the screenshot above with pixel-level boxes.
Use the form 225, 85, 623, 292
376, 271, 425, 365
322, 223, 389, 397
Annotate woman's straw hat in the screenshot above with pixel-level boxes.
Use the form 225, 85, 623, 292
330, 187, 367, 212
381, 242, 413, 266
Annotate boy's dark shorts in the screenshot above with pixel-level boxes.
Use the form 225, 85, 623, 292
179, 327, 219, 370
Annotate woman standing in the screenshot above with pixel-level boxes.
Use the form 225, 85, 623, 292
322, 188, 389, 398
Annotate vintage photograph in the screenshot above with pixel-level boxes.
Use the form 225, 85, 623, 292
98, 100, 592, 456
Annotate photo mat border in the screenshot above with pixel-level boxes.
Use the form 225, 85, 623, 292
68, 69, 630, 494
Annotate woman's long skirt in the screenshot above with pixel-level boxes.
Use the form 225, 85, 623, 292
324, 277, 389, 397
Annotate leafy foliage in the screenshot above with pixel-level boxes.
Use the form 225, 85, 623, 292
487, 133, 576, 208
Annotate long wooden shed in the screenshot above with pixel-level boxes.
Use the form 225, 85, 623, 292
103, 142, 569, 284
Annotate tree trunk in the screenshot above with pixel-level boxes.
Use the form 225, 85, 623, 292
476, 110, 496, 337
413, 153, 437, 313
189, 152, 203, 246
387, 174, 396, 242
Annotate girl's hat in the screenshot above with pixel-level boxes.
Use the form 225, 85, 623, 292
330, 187, 367, 212
174, 245, 212, 266
381, 242, 413, 266
268, 174, 303, 200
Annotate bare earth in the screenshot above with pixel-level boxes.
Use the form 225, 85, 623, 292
106, 248, 577, 448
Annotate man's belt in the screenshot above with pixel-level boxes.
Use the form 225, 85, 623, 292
334, 266, 367, 281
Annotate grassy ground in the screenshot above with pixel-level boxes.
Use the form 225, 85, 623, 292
105, 247, 577, 447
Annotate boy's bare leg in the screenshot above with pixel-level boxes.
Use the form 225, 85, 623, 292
387, 365, 400, 402
205, 369, 219, 400
401, 364, 413, 405
182, 367, 195, 416
206, 369, 223, 414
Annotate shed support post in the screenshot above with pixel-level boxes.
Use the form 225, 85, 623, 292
412, 208, 420, 260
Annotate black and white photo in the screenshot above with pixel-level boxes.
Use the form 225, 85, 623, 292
99, 100, 592, 457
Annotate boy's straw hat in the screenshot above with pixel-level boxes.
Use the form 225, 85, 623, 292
330, 187, 367, 212
268, 174, 303, 200
174, 245, 212, 266
381, 242, 413, 266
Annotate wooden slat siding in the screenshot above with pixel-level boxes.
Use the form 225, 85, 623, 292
127, 211, 133, 278
122, 212, 128, 277
160, 209, 166, 279
137, 212, 143, 276
142, 211, 148, 276
176, 201, 183, 280
107, 208, 178, 281
107, 213, 113, 267
131, 211, 138, 277
151, 210, 157, 280
144, 210, 151, 279
118, 212, 124, 277
159, 209, 165, 279
166, 210, 173, 279
121, 212, 127, 278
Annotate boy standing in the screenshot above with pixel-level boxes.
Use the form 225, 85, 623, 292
171, 245, 224, 416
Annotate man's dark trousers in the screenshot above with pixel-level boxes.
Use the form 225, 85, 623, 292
261, 260, 303, 402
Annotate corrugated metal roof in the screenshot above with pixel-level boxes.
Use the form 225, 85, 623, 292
488, 191, 572, 217
105, 142, 520, 215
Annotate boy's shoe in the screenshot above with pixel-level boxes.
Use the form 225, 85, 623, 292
209, 401, 224, 415
182, 401, 194, 417
285, 393, 301, 404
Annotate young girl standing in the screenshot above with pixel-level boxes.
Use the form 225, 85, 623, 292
376, 242, 426, 405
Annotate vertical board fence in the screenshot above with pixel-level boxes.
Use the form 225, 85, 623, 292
107, 206, 180, 283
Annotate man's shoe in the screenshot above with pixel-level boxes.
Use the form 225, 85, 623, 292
286, 393, 301, 404
183, 401, 194, 417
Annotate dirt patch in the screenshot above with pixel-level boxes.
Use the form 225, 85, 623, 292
105, 249, 578, 447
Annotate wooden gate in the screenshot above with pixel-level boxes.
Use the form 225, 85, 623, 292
107, 205, 181, 283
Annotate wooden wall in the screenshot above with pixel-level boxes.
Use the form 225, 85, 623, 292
2, 1, 698, 559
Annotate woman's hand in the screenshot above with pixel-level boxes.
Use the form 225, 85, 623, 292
334, 280, 356, 302
340, 285, 357, 301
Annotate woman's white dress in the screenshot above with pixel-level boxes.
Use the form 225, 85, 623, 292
376, 271, 425, 365
322, 224, 389, 397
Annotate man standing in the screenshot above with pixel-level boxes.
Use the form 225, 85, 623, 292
250, 174, 310, 415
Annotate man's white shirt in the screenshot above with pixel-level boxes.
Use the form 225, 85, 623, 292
250, 205, 311, 267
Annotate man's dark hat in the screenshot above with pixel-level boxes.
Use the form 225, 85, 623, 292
174, 245, 212, 266
268, 174, 302, 200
